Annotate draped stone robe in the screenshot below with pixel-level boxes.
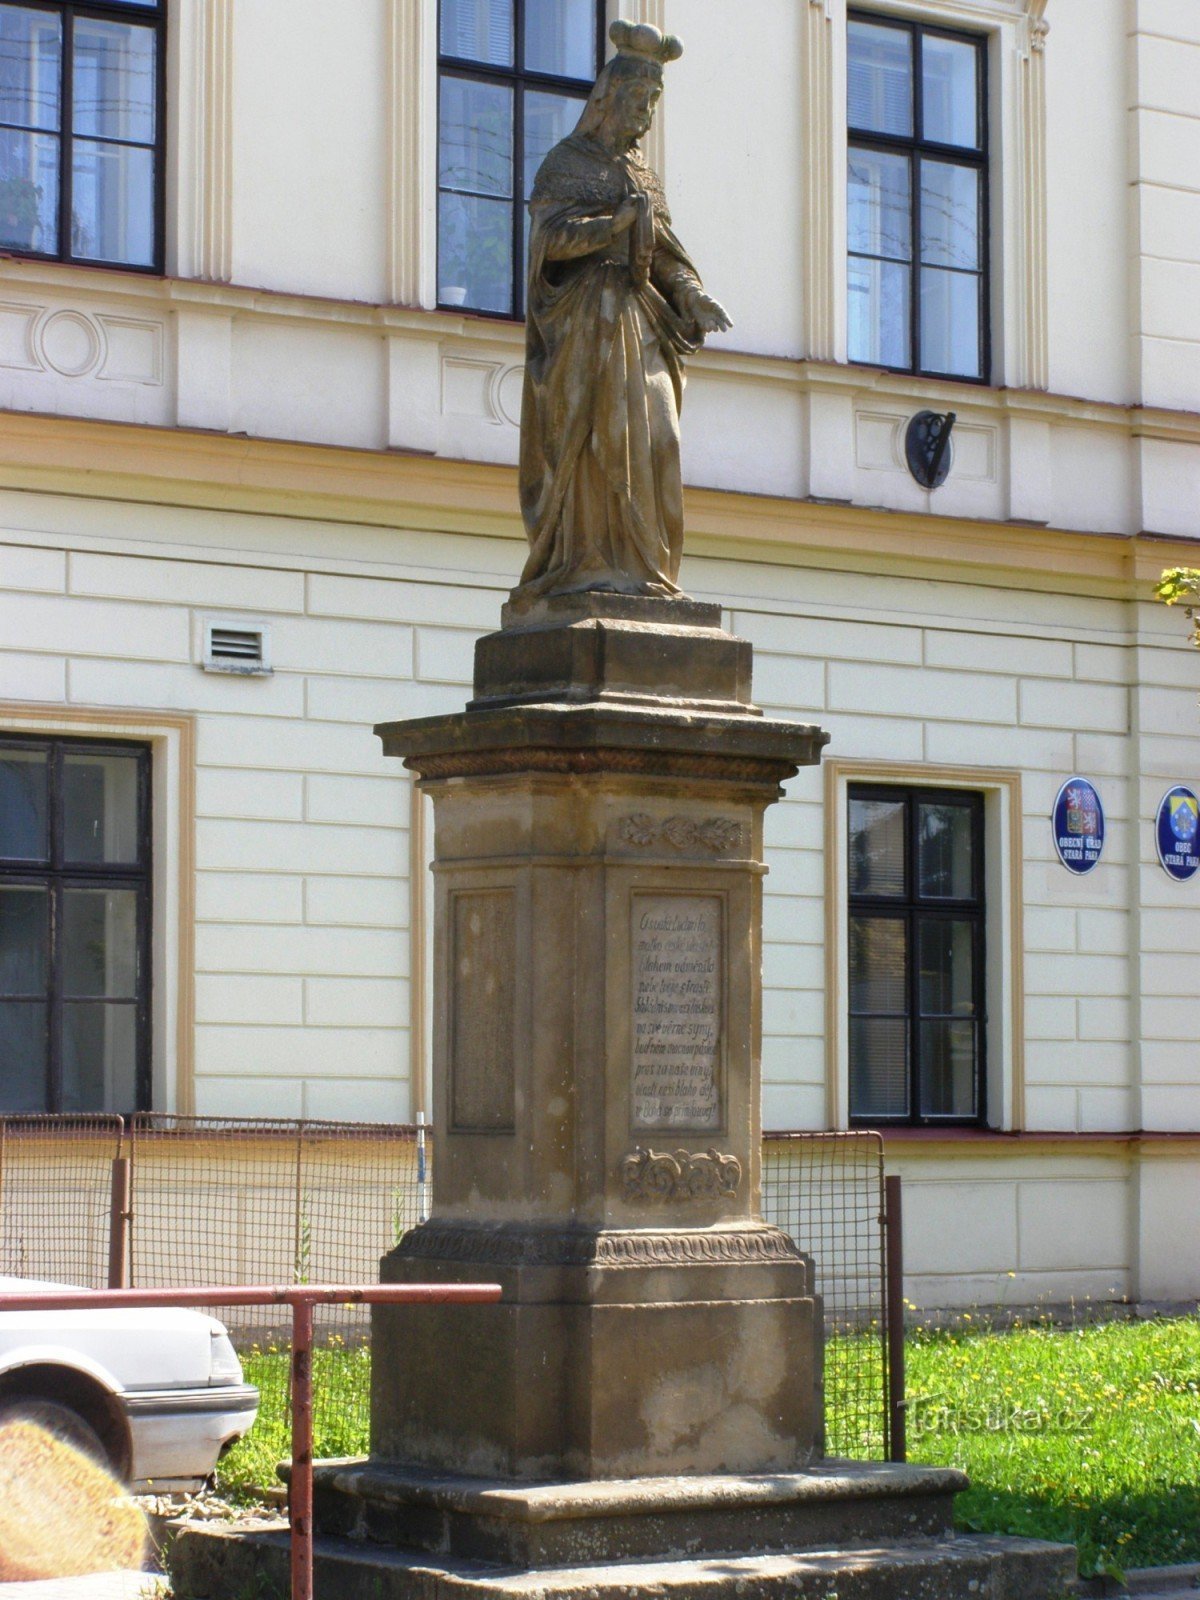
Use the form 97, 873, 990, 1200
516, 133, 708, 600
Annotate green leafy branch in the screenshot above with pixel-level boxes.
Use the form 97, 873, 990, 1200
1155, 567, 1200, 648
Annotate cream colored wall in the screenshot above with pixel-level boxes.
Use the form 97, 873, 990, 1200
230, 0, 390, 305
0, 3, 1194, 542
0, 499, 481, 1121
4, 487, 1200, 1299
1044, 0, 1130, 403
1128, 0, 1200, 413
713, 558, 1200, 1146
0, 1, 1198, 1305
890, 1147, 1136, 1309
4, 488, 1200, 1132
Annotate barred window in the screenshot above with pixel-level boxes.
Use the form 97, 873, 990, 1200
848, 785, 986, 1125
0, 735, 151, 1113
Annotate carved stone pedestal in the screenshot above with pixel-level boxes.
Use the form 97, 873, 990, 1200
371, 593, 827, 1481
168, 592, 1079, 1599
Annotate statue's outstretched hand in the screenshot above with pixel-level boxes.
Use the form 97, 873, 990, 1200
689, 291, 732, 337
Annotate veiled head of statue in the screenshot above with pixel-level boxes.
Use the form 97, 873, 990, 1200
577, 21, 681, 150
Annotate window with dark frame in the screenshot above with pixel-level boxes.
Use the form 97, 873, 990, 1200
0, 735, 151, 1115
848, 785, 986, 1126
437, 0, 603, 318
847, 12, 988, 382
0, 0, 164, 271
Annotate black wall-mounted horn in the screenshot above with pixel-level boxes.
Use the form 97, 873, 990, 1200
905, 410, 956, 489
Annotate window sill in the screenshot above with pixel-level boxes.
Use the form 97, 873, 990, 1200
875, 1127, 1200, 1151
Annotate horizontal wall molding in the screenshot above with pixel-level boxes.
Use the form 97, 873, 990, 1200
0, 260, 1190, 433
867, 1131, 1200, 1159
0, 409, 1194, 597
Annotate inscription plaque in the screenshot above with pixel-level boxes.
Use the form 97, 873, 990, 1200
631, 894, 723, 1132
450, 889, 516, 1131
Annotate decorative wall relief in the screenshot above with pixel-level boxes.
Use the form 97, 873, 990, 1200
97, 316, 165, 384
0, 303, 41, 371
620, 1146, 742, 1203
440, 355, 523, 426
195, 0, 234, 282
854, 409, 997, 484
41, 310, 103, 376
619, 814, 743, 853
0, 302, 164, 385
387, 0, 426, 307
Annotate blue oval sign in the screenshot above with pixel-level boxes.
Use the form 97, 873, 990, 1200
1156, 785, 1200, 882
1052, 777, 1105, 875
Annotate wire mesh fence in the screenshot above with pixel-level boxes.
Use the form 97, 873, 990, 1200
127, 1115, 427, 1461
0, 1116, 887, 1470
762, 1130, 888, 1459
0, 1115, 123, 1288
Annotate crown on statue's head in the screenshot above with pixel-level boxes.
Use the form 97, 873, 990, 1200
609, 18, 684, 72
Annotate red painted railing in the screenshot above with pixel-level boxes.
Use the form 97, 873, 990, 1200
0, 1282, 502, 1600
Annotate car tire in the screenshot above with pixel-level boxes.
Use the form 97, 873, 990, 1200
0, 1397, 113, 1474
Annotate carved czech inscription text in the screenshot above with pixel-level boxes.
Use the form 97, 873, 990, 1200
632, 893, 723, 1132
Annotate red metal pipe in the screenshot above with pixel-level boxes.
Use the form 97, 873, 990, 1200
0, 1285, 497, 1312
0, 1281, 502, 1600
291, 1295, 314, 1600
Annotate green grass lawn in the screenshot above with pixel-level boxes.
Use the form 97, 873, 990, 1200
905, 1314, 1200, 1579
218, 1337, 372, 1498
218, 1315, 1200, 1579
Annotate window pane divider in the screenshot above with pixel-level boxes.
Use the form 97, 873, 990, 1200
438, 183, 516, 203
71, 131, 156, 153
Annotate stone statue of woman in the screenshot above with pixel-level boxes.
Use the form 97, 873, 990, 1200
515, 20, 730, 603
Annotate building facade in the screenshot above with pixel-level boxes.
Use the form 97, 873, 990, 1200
0, 0, 1198, 1308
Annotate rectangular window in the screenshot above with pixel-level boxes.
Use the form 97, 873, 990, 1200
847, 12, 988, 382
437, 0, 603, 317
0, 0, 163, 270
0, 734, 151, 1113
848, 785, 985, 1125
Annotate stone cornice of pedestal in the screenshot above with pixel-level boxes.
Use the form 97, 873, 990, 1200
392, 1219, 806, 1269
376, 703, 829, 787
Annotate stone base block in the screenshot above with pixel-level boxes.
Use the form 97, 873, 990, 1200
471, 613, 754, 713
169, 1521, 1078, 1600
311, 1460, 967, 1568
372, 1234, 822, 1481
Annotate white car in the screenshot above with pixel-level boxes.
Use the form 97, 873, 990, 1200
0, 1276, 259, 1490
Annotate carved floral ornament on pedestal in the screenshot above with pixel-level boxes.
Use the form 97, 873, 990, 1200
618, 814, 744, 854
621, 1146, 743, 1203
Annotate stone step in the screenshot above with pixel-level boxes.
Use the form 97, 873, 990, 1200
1076, 1562, 1200, 1598
311, 1458, 967, 1569
169, 1521, 1078, 1600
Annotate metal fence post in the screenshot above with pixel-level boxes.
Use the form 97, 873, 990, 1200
290, 1294, 315, 1600
884, 1173, 906, 1463
107, 1155, 132, 1290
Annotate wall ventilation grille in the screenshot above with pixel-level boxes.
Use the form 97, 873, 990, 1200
201, 620, 272, 676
